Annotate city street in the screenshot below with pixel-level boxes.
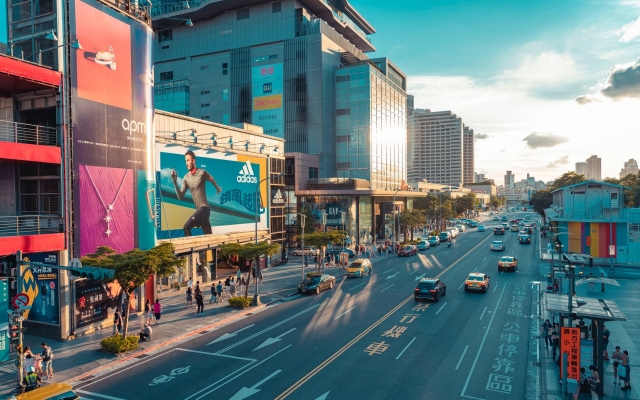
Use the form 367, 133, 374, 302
71, 213, 544, 400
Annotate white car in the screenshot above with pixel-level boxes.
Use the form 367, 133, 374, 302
490, 241, 506, 251
456, 225, 466, 232
291, 247, 318, 256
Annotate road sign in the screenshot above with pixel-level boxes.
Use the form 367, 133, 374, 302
11, 293, 29, 309
68, 258, 83, 269
609, 245, 616, 256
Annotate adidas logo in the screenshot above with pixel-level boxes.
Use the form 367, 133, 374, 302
237, 160, 258, 183
272, 189, 285, 204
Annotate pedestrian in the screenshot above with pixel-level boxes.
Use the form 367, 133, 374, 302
153, 299, 162, 325
139, 323, 152, 341
612, 346, 623, 384
602, 324, 610, 360
145, 300, 154, 325
551, 324, 560, 362
588, 365, 600, 400
112, 308, 122, 335
210, 284, 217, 304
186, 276, 193, 291
194, 281, 201, 295
620, 350, 631, 390
144, 299, 151, 324
216, 280, 224, 301
195, 290, 204, 315
40, 343, 53, 379
185, 285, 193, 308
230, 277, 236, 296
600, 273, 605, 292
259, 269, 263, 285
574, 367, 587, 400
588, 273, 595, 291
237, 268, 241, 281
541, 319, 553, 347
553, 279, 560, 294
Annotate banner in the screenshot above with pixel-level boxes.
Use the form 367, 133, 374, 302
155, 143, 269, 239
70, 0, 155, 256
0, 280, 8, 362
252, 63, 283, 138
75, 279, 127, 328
560, 327, 580, 380
21, 253, 60, 325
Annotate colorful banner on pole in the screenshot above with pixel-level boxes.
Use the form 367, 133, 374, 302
560, 327, 580, 380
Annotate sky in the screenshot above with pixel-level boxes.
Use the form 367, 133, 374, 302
354, 0, 640, 183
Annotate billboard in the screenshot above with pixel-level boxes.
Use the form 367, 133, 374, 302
21, 252, 60, 325
70, 0, 156, 256
74, 278, 131, 328
155, 143, 269, 239
252, 63, 283, 138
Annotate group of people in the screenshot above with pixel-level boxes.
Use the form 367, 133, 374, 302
20, 343, 54, 393
542, 318, 631, 400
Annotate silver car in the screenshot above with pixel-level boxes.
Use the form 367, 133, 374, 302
490, 240, 506, 251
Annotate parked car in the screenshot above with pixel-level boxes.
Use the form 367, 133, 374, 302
464, 272, 490, 292
477, 225, 486, 232
438, 231, 451, 242
427, 236, 441, 246
298, 273, 336, 294
416, 241, 431, 251
398, 245, 418, 257
346, 259, 372, 278
327, 247, 355, 258
414, 278, 447, 302
490, 240, 506, 251
456, 225, 467, 232
291, 247, 318, 256
518, 234, 531, 244
498, 256, 518, 271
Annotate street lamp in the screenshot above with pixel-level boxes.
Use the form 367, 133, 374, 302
393, 189, 400, 248
339, 211, 347, 251
606, 190, 614, 274
252, 172, 284, 306
297, 213, 307, 281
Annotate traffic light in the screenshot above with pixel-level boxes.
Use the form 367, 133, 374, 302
67, 266, 115, 281
9, 324, 19, 341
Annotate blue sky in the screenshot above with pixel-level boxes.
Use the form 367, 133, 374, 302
0, 2, 6, 43
355, 0, 640, 182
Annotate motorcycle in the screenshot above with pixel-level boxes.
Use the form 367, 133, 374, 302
447, 241, 452, 248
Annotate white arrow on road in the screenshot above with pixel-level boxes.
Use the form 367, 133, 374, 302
386, 272, 399, 280
229, 370, 281, 400
315, 391, 330, 400
253, 328, 296, 352
414, 273, 426, 281
207, 324, 255, 345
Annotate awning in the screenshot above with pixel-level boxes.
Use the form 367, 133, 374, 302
575, 277, 620, 287
544, 292, 626, 321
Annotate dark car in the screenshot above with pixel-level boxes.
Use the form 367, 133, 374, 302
519, 234, 531, 244
414, 278, 446, 302
327, 247, 355, 258
298, 273, 336, 295
398, 245, 417, 257
438, 231, 451, 242
494, 227, 505, 235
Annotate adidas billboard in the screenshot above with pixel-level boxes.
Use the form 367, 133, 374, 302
272, 189, 285, 204
237, 160, 258, 184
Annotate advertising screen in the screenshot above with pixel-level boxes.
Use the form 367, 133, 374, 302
252, 63, 283, 138
155, 143, 269, 239
21, 252, 60, 325
70, 0, 155, 256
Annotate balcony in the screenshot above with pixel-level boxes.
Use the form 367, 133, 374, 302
0, 119, 57, 146
0, 215, 62, 237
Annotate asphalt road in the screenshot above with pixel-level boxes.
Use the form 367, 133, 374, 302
73, 212, 542, 400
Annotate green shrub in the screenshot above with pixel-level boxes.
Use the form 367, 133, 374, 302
228, 296, 252, 308
100, 334, 140, 353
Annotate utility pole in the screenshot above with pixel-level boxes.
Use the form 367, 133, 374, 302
298, 213, 307, 281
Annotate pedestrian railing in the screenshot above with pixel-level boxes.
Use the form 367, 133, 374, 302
0, 119, 58, 146
0, 215, 63, 237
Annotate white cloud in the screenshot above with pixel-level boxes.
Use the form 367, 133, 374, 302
497, 51, 579, 89
576, 58, 640, 102
618, 15, 640, 42
546, 156, 570, 168
522, 132, 569, 149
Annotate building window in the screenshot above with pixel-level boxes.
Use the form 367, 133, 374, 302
219, 29, 232, 35
162, 45, 170, 50
272, 2, 281, 12
160, 71, 173, 81
336, 75, 350, 82
200, 90, 210, 95
222, 113, 229, 124
222, 63, 228, 75
237, 9, 249, 20
158, 29, 172, 42
200, 65, 209, 70
308, 167, 318, 179
202, 116, 210, 120
222, 88, 229, 101
336, 108, 350, 116
201, 103, 210, 107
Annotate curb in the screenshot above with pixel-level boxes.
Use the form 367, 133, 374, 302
68, 297, 281, 384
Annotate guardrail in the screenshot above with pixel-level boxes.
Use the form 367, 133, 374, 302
0, 215, 63, 237
0, 119, 58, 146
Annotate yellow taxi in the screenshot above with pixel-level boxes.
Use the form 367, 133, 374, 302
14, 383, 79, 400
346, 259, 372, 278
498, 256, 518, 272
464, 272, 490, 292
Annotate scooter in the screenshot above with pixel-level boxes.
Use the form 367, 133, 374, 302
447, 241, 452, 248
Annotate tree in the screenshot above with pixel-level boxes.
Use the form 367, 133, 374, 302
529, 189, 553, 217
413, 196, 439, 216
490, 195, 500, 209
606, 173, 640, 207
218, 240, 281, 298
551, 171, 586, 190
453, 193, 477, 215
304, 230, 347, 272
80, 242, 183, 339
296, 205, 317, 235
399, 209, 424, 242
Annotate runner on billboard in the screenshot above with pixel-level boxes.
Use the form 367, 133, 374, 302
171, 151, 223, 236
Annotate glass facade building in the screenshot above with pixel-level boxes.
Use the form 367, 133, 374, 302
335, 60, 407, 190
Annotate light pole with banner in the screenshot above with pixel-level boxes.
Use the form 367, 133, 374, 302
298, 213, 307, 281
339, 211, 346, 250
606, 189, 614, 274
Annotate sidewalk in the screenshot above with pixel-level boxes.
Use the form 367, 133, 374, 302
0, 260, 361, 395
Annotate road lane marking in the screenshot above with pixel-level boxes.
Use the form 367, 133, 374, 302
383, 268, 395, 274
461, 283, 508, 398
473, 266, 478, 272
458, 281, 465, 289
493, 282, 499, 293
177, 349, 255, 361
334, 306, 356, 319
386, 272, 399, 280
435, 302, 447, 315
395, 337, 417, 360
348, 282, 367, 291
229, 370, 282, 400
208, 324, 255, 344
76, 391, 126, 400
455, 345, 469, 370
409, 269, 421, 275
380, 284, 395, 292
482, 257, 486, 262
444, 251, 450, 254
253, 328, 296, 351
479, 306, 487, 321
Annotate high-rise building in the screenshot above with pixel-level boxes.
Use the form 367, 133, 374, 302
504, 171, 514, 188
575, 162, 587, 177
406, 94, 414, 116
151, 0, 400, 181
620, 159, 639, 179
586, 155, 601, 180
463, 125, 474, 184
407, 109, 464, 186
474, 173, 485, 182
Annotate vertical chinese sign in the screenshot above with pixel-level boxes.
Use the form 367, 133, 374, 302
0, 280, 8, 362
560, 327, 581, 380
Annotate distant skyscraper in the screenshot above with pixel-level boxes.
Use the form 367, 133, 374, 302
407, 109, 465, 186
504, 171, 514, 188
575, 162, 587, 177
406, 94, 414, 116
475, 173, 485, 182
463, 126, 475, 184
586, 155, 601, 180
620, 159, 640, 179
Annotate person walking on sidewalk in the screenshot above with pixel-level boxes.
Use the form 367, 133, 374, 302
541, 319, 553, 347
186, 277, 193, 291
574, 367, 587, 400
210, 285, 217, 304
602, 324, 610, 360
620, 350, 631, 391
40, 343, 53, 380
229, 277, 236, 297
195, 290, 204, 315
216, 281, 224, 302
237, 268, 241, 282
153, 299, 162, 325
185, 286, 193, 309
588, 365, 600, 400
612, 346, 623, 384
145, 299, 154, 325
112, 308, 122, 335
551, 324, 560, 363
